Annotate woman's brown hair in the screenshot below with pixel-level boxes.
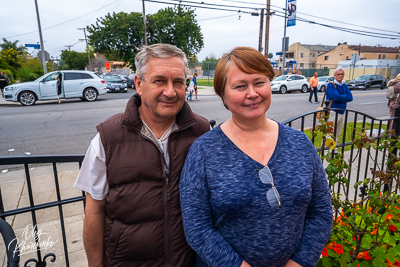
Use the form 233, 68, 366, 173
214, 47, 275, 104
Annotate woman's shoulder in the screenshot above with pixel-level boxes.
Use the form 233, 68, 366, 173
277, 122, 314, 149
191, 126, 224, 148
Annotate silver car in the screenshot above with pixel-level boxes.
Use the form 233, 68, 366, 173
317, 76, 334, 92
270, 74, 309, 94
3, 70, 107, 106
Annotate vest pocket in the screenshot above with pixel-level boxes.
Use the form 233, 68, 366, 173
107, 219, 123, 263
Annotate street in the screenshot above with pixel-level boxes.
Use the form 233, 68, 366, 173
0, 87, 389, 157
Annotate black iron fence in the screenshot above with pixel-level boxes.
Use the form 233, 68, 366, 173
0, 155, 85, 267
1, 110, 399, 266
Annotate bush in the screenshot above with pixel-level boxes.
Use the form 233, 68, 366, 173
18, 67, 38, 82
315, 119, 400, 267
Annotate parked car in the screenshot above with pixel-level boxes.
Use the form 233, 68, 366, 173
317, 76, 334, 92
103, 74, 128, 93
271, 74, 309, 94
347, 74, 386, 90
126, 73, 136, 89
2, 70, 107, 106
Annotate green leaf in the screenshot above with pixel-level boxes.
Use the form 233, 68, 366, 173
372, 246, 386, 260
387, 254, 397, 264
322, 257, 332, 267
388, 247, 398, 256
372, 259, 386, 267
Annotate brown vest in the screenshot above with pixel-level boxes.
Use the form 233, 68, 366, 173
97, 94, 210, 267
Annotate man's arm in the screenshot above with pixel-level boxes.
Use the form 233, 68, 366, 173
327, 83, 352, 102
83, 193, 106, 267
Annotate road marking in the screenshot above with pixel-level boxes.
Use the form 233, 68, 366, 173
360, 101, 387, 105
352, 92, 385, 96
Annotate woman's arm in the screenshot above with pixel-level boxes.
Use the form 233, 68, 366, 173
180, 142, 244, 267
289, 147, 333, 267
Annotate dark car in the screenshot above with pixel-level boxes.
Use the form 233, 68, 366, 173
347, 74, 386, 90
126, 73, 136, 89
103, 74, 128, 93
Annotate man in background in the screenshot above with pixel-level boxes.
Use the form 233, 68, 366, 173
309, 72, 319, 103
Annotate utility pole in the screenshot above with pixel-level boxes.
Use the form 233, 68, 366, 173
64, 45, 73, 51
282, 0, 288, 74
264, 0, 271, 57
78, 28, 92, 71
258, 9, 264, 53
34, 0, 47, 74
142, 0, 148, 46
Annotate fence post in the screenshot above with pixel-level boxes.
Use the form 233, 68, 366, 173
395, 106, 400, 136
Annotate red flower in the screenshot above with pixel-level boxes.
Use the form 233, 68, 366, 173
353, 235, 357, 241
389, 225, 398, 232
363, 252, 371, 261
321, 247, 329, 257
333, 244, 344, 254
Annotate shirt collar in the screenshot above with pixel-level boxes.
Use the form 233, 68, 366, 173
334, 79, 345, 86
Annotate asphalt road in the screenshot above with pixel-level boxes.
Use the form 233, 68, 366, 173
0, 87, 389, 157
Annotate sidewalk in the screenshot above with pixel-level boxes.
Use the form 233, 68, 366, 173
0, 163, 87, 267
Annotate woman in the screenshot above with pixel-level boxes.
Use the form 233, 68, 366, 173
388, 73, 400, 130
0, 70, 8, 94
180, 47, 332, 267
57, 73, 62, 103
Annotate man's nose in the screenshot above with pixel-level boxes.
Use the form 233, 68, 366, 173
164, 80, 176, 98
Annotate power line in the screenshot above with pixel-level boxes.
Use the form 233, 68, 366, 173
4, 0, 123, 39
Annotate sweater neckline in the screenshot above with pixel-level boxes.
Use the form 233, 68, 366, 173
215, 122, 282, 168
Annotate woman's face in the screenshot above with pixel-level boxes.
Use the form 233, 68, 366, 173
222, 63, 271, 122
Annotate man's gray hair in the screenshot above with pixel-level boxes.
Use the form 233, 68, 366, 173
135, 44, 188, 80
334, 67, 345, 75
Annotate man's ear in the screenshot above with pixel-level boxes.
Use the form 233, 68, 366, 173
134, 75, 142, 95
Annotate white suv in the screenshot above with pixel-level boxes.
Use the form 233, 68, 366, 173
3, 70, 107, 106
270, 74, 309, 94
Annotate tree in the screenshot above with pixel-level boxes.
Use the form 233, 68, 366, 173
200, 54, 219, 72
0, 48, 22, 70
60, 50, 89, 70
268, 53, 274, 60
87, 5, 204, 70
0, 38, 27, 54
91, 54, 108, 69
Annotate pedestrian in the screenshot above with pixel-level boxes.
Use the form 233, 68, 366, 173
74, 44, 210, 267
193, 73, 199, 100
326, 67, 353, 145
387, 73, 400, 130
0, 70, 8, 95
56, 73, 62, 104
309, 72, 319, 103
180, 47, 333, 267
186, 76, 194, 101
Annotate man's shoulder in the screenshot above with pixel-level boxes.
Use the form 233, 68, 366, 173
191, 112, 211, 132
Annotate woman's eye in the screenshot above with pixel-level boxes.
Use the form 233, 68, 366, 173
235, 85, 246, 89
255, 82, 266, 86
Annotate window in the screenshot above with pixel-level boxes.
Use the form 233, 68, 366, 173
396, 55, 399, 59
312, 63, 315, 67
312, 53, 316, 57
300, 63, 304, 67
295, 76, 305, 80
383, 54, 386, 59
324, 56, 329, 61
81, 73, 94, 79
324, 67, 328, 70
378, 54, 381, 59
44, 73, 58, 82
340, 54, 344, 56
64, 73, 83, 80
300, 53, 304, 58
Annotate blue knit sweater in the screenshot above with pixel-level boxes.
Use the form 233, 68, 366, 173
180, 123, 333, 267
326, 81, 353, 114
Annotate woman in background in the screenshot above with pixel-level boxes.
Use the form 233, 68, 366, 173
388, 73, 400, 130
180, 47, 332, 267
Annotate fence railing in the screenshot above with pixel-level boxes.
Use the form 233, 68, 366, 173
1, 110, 399, 266
0, 155, 85, 267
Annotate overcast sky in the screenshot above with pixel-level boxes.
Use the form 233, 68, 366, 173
1, 0, 399, 63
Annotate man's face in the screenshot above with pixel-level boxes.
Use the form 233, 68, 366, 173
334, 70, 345, 83
135, 57, 186, 123
314, 72, 318, 78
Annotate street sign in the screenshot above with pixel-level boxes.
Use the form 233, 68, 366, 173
38, 51, 50, 62
351, 53, 361, 65
276, 52, 283, 55
25, 44, 40, 49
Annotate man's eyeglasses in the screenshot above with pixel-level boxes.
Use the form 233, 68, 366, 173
336, 73, 344, 76
258, 166, 282, 208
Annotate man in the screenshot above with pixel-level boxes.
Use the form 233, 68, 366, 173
309, 72, 319, 103
326, 67, 353, 144
192, 73, 199, 100
0, 71, 8, 95
74, 44, 210, 267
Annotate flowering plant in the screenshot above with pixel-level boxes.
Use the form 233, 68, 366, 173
314, 120, 400, 266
